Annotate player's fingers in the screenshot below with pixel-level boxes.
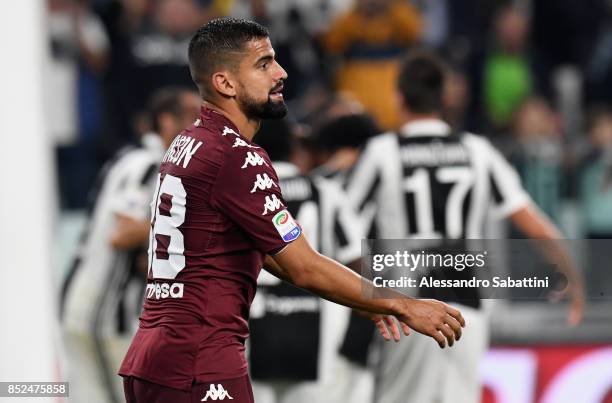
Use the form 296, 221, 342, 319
446, 305, 465, 327
384, 316, 401, 342
375, 318, 391, 341
568, 296, 584, 327
400, 322, 411, 336
438, 323, 455, 347
444, 314, 462, 341
431, 329, 446, 349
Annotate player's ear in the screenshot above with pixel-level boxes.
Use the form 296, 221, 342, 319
212, 71, 237, 98
396, 91, 408, 115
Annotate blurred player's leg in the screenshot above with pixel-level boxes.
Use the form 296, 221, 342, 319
375, 329, 443, 403
375, 303, 488, 403
277, 357, 374, 403
63, 330, 110, 402
439, 304, 488, 403
252, 380, 278, 403
62, 255, 132, 403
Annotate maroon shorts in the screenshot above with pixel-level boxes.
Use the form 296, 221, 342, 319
123, 375, 254, 403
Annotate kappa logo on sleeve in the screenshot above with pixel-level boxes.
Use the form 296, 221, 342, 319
272, 210, 301, 242
241, 152, 268, 169
262, 194, 283, 215
250, 173, 277, 193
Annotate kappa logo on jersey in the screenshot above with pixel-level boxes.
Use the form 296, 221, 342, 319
146, 283, 184, 299
250, 173, 277, 193
221, 126, 239, 137
272, 210, 301, 242
201, 384, 233, 401
262, 194, 283, 215
241, 151, 268, 169
232, 138, 259, 149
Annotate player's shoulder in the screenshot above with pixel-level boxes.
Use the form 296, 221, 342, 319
358, 132, 398, 163
459, 131, 499, 155
366, 131, 398, 150
110, 142, 159, 175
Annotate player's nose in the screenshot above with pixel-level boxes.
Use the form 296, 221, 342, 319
273, 60, 288, 81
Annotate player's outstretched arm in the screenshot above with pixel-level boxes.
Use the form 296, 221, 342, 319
509, 204, 585, 326
269, 235, 465, 348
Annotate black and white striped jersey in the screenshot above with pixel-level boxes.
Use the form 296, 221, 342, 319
346, 119, 531, 240
249, 162, 363, 383
61, 134, 165, 335
346, 120, 531, 308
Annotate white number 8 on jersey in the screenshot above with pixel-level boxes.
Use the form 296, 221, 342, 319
149, 174, 186, 279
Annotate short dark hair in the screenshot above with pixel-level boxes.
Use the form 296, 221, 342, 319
149, 87, 191, 133
188, 18, 269, 97
314, 113, 379, 152
397, 52, 447, 114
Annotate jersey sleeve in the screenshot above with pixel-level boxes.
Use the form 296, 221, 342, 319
486, 141, 532, 218
210, 147, 301, 254
109, 157, 158, 221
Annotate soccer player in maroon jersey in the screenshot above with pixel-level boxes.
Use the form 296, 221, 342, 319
119, 18, 465, 403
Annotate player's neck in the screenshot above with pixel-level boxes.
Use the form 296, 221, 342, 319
203, 100, 259, 141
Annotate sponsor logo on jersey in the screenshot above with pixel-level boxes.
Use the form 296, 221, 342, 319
250, 173, 277, 193
272, 209, 301, 242
146, 282, 184, 299
201, 384, 233, 401
241, 152, 268, 169
262, 194, 283, 215
250, 291, 319, 319
221, 126, 239, 137
232, 138, 259, 149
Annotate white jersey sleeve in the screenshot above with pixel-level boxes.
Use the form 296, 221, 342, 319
109, 151, 159, 221
482, 137, 532, 218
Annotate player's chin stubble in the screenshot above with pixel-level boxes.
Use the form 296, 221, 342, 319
239, 92, 288, 120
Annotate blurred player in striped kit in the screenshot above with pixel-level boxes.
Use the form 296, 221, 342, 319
345, 52, 585, 403
60, 88, 200, 403
249, 118, 372, 403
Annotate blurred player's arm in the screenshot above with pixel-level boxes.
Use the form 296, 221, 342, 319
509, 204, 585, 326
110, 214, 150, 250
486, 139, 585, 325
269, 235, 465, 348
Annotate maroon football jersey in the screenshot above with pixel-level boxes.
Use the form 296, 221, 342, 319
119, 107, 301, 390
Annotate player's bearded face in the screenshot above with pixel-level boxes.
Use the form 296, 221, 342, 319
237, 80, 288, 120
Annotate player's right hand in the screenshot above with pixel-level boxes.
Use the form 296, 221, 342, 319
393, 299, 465, 348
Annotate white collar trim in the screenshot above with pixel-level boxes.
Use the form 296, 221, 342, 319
399, 119, 451, 137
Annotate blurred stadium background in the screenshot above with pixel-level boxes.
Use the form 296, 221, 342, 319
1, 0, 612, 402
